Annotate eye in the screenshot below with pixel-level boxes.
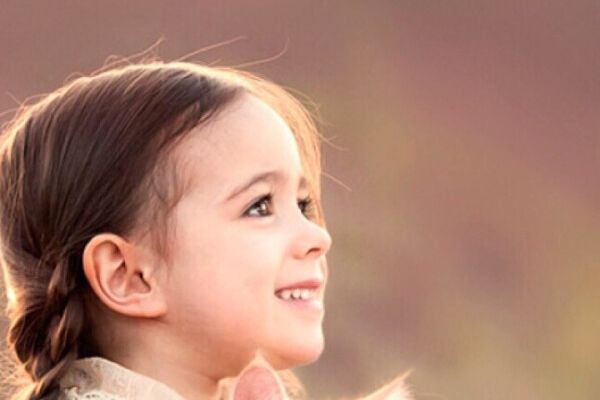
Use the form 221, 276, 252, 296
298, 196, 314, 218
244, 194, 273, 217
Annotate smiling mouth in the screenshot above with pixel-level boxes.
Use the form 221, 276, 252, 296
274, 278, 323, 302
274, 287, 319, 301
273, 285, 324, 315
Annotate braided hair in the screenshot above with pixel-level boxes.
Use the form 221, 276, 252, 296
7, 257, 85, 399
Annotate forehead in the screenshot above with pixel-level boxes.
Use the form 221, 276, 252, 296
174, 94, 304, 196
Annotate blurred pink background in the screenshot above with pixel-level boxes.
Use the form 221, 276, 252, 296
1, 1, 599, 399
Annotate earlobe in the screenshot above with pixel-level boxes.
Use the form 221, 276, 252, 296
82, 233, 167, 318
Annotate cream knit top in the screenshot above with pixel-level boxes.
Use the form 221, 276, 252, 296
58, 357, 186, 400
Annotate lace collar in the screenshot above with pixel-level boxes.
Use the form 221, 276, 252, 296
59, 357, 185, 400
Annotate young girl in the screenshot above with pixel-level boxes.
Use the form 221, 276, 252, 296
0, 59, 412, 399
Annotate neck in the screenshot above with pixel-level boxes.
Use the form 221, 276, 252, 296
99, 321, 225, 400
90, 306, 259, 399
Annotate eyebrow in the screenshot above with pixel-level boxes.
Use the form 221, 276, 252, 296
224, 170, 308, 202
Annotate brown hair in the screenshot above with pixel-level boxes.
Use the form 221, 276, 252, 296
0, 60, 326, 399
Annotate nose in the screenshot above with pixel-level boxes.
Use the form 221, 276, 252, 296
291, 215, 333, 260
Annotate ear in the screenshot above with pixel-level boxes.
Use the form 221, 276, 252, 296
227, 354, 288, 400
82, 233, 167, 318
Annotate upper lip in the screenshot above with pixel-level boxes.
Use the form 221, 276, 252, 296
275, 279, 323, 293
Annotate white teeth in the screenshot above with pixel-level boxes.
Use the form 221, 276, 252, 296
276, 288, 316, 301
300, 289, 310, 300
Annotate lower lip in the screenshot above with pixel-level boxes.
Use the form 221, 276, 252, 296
275, 296, 324, 314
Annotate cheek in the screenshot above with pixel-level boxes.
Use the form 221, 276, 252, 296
166, 227, 283, 335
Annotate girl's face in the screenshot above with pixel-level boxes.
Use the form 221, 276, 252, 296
161, 93, 332, 376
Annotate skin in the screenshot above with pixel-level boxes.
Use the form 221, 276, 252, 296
82, 93, 332, 399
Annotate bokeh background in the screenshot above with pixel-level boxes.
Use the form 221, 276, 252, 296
1, 1, 599, 399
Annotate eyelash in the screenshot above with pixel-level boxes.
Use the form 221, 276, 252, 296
244, 193, 314, 219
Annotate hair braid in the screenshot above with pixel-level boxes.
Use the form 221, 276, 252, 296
7, 257, 86, 399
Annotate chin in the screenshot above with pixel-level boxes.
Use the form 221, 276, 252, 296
263, 331, 325, 369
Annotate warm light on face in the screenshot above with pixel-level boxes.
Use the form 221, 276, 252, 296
159, 93, 331, 377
